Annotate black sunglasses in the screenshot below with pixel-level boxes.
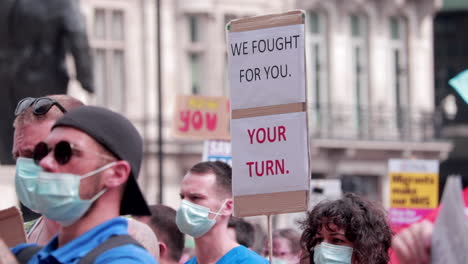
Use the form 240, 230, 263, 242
33, 141, 115, 165
15, 97, 67, 116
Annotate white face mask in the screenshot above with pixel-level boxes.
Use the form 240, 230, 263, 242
313, 242, 353, 264
175, 199, 227, 238
17, 161, 116, 226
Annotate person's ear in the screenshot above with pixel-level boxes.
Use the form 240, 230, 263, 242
222, 198, 234, 216
103, 160, 130, 188
158, 242, 168, 258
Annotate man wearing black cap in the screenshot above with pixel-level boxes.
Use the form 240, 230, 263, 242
11, 106, 157, 264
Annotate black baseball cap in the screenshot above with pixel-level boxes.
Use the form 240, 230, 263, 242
53, 106, 150, 216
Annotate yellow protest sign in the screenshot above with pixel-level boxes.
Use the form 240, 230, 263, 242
390, 172, 439, 208
388, 159, 439, 229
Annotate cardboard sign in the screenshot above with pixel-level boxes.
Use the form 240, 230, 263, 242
0, 207, 27, 248
228, 11, 310, 217
0, 165, 18, 210
171, 95, 230, 140
202, 140, 232, 166
0, 239, 19, 264
388, 159, 439, 229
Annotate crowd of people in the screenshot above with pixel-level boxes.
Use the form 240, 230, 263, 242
3, 94, 460, 264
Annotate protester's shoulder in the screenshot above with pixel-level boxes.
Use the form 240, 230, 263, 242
185, 257, 197, 264
94, 244, 157, 264
226, 246, 269, 264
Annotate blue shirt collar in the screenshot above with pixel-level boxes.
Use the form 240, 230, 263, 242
36, 217, 128, 263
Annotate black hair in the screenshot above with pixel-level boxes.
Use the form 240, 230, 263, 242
190, 161, 232, 196
228, 216, 255, 248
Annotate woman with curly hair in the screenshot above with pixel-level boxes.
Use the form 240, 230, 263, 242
299, 193, 393, 264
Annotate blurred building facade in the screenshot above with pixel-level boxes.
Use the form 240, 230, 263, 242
433, 0, 468, 195
65, 0, 453, 211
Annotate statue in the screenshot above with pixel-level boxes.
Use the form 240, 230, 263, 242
0, 0, 94, 164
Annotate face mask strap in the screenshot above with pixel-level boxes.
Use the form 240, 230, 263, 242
81, 161, 118, 179
210, 199, 229, 217
87, 188, 108, 202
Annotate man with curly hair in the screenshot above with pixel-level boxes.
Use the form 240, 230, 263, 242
299, 193, 393, 264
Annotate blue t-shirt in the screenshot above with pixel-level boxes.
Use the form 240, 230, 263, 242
11, 217, 157, 264
185, 246, 269, 264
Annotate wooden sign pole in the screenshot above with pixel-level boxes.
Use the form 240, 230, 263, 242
267, 214, 273, 263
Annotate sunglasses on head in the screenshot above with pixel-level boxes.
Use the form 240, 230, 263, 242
33, 141, 115, 165
15, 97, 67, 116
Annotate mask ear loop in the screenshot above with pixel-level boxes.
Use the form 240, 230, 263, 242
210, 199, 229, 219
80, 161, 117, 202
81, 161, 118, 179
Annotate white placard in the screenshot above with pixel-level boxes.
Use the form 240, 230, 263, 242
228, 24, 306, 110
231, 112, 309, 196
389, 159, 439, 174
202, 140, 232, 166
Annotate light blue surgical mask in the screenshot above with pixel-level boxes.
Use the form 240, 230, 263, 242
16, 160, 116, 226
15, 157, 43, 212
313, 242, 353, 264
271, 258, 287, 264
176, 199, 227, 238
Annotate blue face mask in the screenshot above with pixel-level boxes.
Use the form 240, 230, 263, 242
15, 159, 115, 226
15, 157, 43, 212
313, 242, 353, 264
175, 199, 226, 238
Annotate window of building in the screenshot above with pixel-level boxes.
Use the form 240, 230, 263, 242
223, 14, 237, 96
189, 15, 200, 43
91, 8, 126, 111
190, 53, 201, 94
389, 16, 409, 137
306, 10, 329, 135
350, 14, 369, 136
341, 174, 381, 202
186, 14, 204, 95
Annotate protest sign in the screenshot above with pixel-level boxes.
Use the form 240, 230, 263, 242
388, 159, 439, 230
432, 176, 468, 264
0, 239, 19, 264
0, 207, 27, 248
202, 140, 232, 166
228, 11, 310, 217
171, 95, 230, 140
0, 166, 17, 210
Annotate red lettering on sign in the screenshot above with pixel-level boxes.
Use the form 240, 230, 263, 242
192, 111, 202, 130
247, 129, 255, 144
266, 160, 274, 175
257, 128, 266, 143
205, 113, 217, 131
179, 111, 190, 132
246, 161, 254, 177
246, 126, 287, 144
278, 126, 286, 141
246, 159, 288, 177
178, 110, 219, 132
275, 159, 285, 174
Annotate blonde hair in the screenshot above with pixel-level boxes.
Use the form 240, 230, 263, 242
128, 218, 160, 260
